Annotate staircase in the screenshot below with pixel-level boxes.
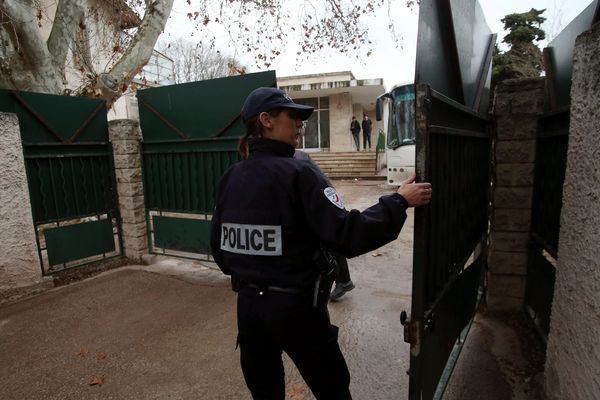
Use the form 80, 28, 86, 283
308, 151, 384, 180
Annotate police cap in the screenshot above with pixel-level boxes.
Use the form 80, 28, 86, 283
241, 87, 313, 122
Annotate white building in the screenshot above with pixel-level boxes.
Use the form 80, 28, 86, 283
278, 71, 385, 152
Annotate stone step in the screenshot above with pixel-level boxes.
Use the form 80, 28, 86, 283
307, 151, 379, 180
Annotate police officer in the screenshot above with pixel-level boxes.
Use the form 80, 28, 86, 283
210, 87, 432, 400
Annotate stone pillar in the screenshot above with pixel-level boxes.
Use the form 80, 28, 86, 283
544, 23, 600, 400
0, 113, 43, 291
487, 78, 545, 310
108, 120, 148, 263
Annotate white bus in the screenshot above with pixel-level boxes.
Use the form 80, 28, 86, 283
376, 83, 416, 185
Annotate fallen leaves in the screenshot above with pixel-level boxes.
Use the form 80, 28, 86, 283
89, 376, 105, 386
287, 384, 307, 399
372, 252, 383, 257
74, 348, 108, 387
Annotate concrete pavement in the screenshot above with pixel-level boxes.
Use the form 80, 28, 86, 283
0, 180, 544, 399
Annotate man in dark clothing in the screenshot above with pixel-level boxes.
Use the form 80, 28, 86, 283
361, 114, 372, 151
350, 116, 361, 151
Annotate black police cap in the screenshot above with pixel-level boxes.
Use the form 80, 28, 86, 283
241, 87, 314, 122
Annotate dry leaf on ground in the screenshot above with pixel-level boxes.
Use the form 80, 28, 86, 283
89, 376, 105, 386
75, 348, 88, 357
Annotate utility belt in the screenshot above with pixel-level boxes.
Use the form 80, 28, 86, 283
233, 247, 338, 308
244, 283, 305, 295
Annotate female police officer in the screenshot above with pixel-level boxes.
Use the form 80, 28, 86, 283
210, 87, 432, 400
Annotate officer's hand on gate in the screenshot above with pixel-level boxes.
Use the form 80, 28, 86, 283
397, 173, 432, 207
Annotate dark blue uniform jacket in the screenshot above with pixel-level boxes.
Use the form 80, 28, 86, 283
210, 138, 408, 289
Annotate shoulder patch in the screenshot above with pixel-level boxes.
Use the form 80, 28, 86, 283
324, 187, 345, 209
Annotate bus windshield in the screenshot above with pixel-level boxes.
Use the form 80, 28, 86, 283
386, 85, 416, 149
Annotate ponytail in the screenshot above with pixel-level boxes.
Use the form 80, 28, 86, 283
238, 109, 284, 159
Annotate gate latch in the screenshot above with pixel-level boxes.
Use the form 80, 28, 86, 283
400, 310, 420, 347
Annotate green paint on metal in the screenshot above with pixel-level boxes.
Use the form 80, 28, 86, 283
409, 84, 491, 400
8, 90, 107, 144
153, 215, 211, 254
139, 72, 277, 258
0, 90, 16, 113
137, 71, 277, 142
25, 146, 116, 224
8, 89, 122, 274
45, 219, 115, 266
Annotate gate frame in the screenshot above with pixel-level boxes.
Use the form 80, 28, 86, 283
5, 90, 124, 276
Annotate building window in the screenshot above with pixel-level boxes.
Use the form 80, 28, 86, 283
295, 97, 330, 150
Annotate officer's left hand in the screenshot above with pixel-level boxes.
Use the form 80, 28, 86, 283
397, 173, 432, 207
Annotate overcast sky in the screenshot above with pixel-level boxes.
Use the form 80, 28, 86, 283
163, 0, 595, 90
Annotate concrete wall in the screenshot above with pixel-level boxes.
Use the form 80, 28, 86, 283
329, 93, 355, 152
544, 23, 600, 400
0, 113, 43, 290
487, 78, 545, 310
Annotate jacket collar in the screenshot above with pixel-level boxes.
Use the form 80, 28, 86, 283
248, 138, 295, 158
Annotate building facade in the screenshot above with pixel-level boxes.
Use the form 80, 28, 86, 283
278, 71, 385, 152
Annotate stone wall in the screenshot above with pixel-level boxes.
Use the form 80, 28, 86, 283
108, 120, 148, 262
488, 78, 545, 310
0, 113, 44, 291
544, 23, 600, 400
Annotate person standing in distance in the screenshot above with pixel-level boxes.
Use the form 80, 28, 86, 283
361, 113, 373, 151
350, 116, 361, 151
210, 87, 432, 400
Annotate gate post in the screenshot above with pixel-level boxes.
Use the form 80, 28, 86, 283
109, 119, 148, 262
488, 78, 545, 310
0, 112, 46, 292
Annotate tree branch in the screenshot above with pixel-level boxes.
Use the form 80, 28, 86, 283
0, 0, 62, 92
106, 0, 174, 90
47, 0, 86, 73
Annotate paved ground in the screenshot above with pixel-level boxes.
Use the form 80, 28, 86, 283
0, 180, 544, 399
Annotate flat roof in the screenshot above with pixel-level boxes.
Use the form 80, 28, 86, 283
279, 78, 385, 110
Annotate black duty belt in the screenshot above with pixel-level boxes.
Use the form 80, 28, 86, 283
245, 283, 305, 295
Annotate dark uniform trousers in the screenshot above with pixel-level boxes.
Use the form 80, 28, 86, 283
237, 288, 352, 400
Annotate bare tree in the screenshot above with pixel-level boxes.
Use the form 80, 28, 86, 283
158, 38, 245, 83
0, 0, 413, 103
0, 0, 174, 104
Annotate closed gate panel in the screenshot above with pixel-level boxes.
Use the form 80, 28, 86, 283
137, 71, 277, 259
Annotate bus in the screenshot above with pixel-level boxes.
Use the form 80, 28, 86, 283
375, 83, 416, 185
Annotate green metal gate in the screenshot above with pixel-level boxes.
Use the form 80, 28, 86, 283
137, 71, 277, 259
0, 90, 122, 275
404, 84, 492, 399
525, 110, 568, 337
403, 0, 495, 397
